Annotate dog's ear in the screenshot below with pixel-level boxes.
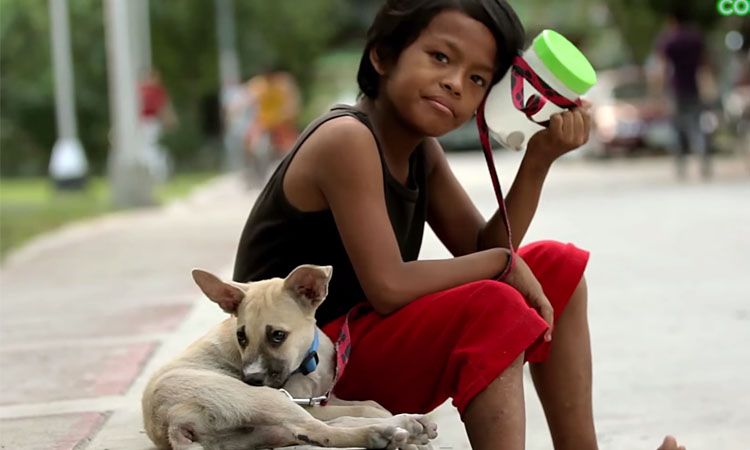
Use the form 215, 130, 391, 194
191, 269, 246, 314
283, 265, 333, 309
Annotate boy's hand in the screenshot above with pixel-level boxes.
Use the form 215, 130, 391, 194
526, 101, 592, 167
500, 255, 554, 341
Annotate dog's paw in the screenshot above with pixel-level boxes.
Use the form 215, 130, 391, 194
367, 424, 409, 449
389, 414, 438, 444
394, 445, 435, 450
415, 415, 438, 440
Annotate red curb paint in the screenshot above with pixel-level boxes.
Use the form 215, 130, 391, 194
93, 342, 157, 396
53, 411, 108, 450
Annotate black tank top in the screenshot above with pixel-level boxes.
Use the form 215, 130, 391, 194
232, 105, 428, 326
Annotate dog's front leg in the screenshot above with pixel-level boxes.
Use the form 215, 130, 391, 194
194, 391, 411, 450
308, 397, 438, 448
307, 395, 392, 421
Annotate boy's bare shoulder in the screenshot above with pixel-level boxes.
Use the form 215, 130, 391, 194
308, 115, 376, 149
422, 136, 448, 175
301, 115, 380, 170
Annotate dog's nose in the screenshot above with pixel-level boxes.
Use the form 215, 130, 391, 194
243, 372, 265, 386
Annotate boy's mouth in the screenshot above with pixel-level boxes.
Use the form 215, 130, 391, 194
424, 96, 455, 118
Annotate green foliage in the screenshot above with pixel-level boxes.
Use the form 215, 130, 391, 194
606, 0, 723, 63
1, 0, 349, 177
0, 0, 109, 175
1, 0, 732, 178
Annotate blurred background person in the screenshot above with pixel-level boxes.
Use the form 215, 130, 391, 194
653, 9, 716, 180
138, 68, 177, 183
243, 66, 301, 185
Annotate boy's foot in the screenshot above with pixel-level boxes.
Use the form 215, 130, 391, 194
657, 435, 686, 450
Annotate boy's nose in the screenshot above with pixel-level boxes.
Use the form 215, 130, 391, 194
441, 78, 462, 97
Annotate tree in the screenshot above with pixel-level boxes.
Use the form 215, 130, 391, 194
1, 0, 349, 176
606, 0, 722, 64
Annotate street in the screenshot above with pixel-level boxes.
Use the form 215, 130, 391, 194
1, 151, 748, 449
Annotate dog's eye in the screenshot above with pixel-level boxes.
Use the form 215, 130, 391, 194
269, 330, 287, 345
236, 327, 248, 348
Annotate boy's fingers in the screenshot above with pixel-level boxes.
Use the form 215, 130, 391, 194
541, 302, 554, 326
582, 109, 592, 134
574, 110, 586, 143
540, 302, 554, 341
549, 114, 563, 136
560, 112, 573, 137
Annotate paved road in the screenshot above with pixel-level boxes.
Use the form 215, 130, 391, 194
1, 152, 748, 449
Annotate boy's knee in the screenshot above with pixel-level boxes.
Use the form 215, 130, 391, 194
459, 280, 527, 316
521, 239, 569, 259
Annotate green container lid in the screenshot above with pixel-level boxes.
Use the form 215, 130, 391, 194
532, 30, 597, 95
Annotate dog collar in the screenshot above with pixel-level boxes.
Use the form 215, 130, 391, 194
295, 328, 320, 376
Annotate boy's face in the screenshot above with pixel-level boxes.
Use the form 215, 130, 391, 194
378, 9, 497, 137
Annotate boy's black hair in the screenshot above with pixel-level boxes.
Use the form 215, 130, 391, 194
357, 0, 526, 99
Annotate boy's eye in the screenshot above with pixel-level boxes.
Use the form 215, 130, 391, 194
432, 52, 449, 64
236, 327, 248, 348
471, 74, 487, 87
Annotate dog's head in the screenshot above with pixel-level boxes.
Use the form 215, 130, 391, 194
191, 264, 332, 388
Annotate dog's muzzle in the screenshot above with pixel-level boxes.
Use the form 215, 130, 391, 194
242, 372, 265, 386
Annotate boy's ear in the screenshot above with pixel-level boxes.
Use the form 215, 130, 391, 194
369, 46, 388, 75
191, 269, 246, 314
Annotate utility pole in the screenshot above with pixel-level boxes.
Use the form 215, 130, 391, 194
104, 0, 154, 208
48, 0, 88, 190
214, 0, 243, 171
131, 0, 152, 77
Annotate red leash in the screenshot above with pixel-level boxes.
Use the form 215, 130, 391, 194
510, 56, 582, 126
476, 56, 582, 278
476, 95, 515, 280
333, 303, 370, 386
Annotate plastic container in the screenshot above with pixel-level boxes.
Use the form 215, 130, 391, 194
484, 30, 597, 151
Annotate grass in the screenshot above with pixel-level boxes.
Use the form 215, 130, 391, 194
0, 172, 218, 261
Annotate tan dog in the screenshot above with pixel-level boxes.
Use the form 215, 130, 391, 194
142, 264, 438, 449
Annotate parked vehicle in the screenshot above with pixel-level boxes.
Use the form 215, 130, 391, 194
437, 119, 484, 151
583, 66, 675, 157
723, 85, 750, 169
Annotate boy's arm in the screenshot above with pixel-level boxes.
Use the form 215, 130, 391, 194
478, 107, 592, 249
313, 119, 510, 315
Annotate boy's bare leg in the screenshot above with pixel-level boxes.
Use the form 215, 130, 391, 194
529, 278, 686, 450
530, 276, 598, 450
463, 353, 525, 450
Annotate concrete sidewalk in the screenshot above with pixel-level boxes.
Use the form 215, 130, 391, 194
1, 153, 748, 449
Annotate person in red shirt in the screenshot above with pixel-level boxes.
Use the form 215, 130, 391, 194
138, 69, 176, 182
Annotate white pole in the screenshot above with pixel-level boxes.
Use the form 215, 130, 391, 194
141, 0, 152, 74
214, 0, 242, 171
130, 0, 151, 78
104, 0, 154, 208
48, 0, 88, 189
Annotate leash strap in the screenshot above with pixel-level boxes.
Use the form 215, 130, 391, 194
333, 303, 370, 385
476, 56, 582, 278
476, 95, 515, 279
510, 56, 581, 127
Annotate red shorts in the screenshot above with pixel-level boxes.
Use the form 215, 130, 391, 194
322, 240, 589, 417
